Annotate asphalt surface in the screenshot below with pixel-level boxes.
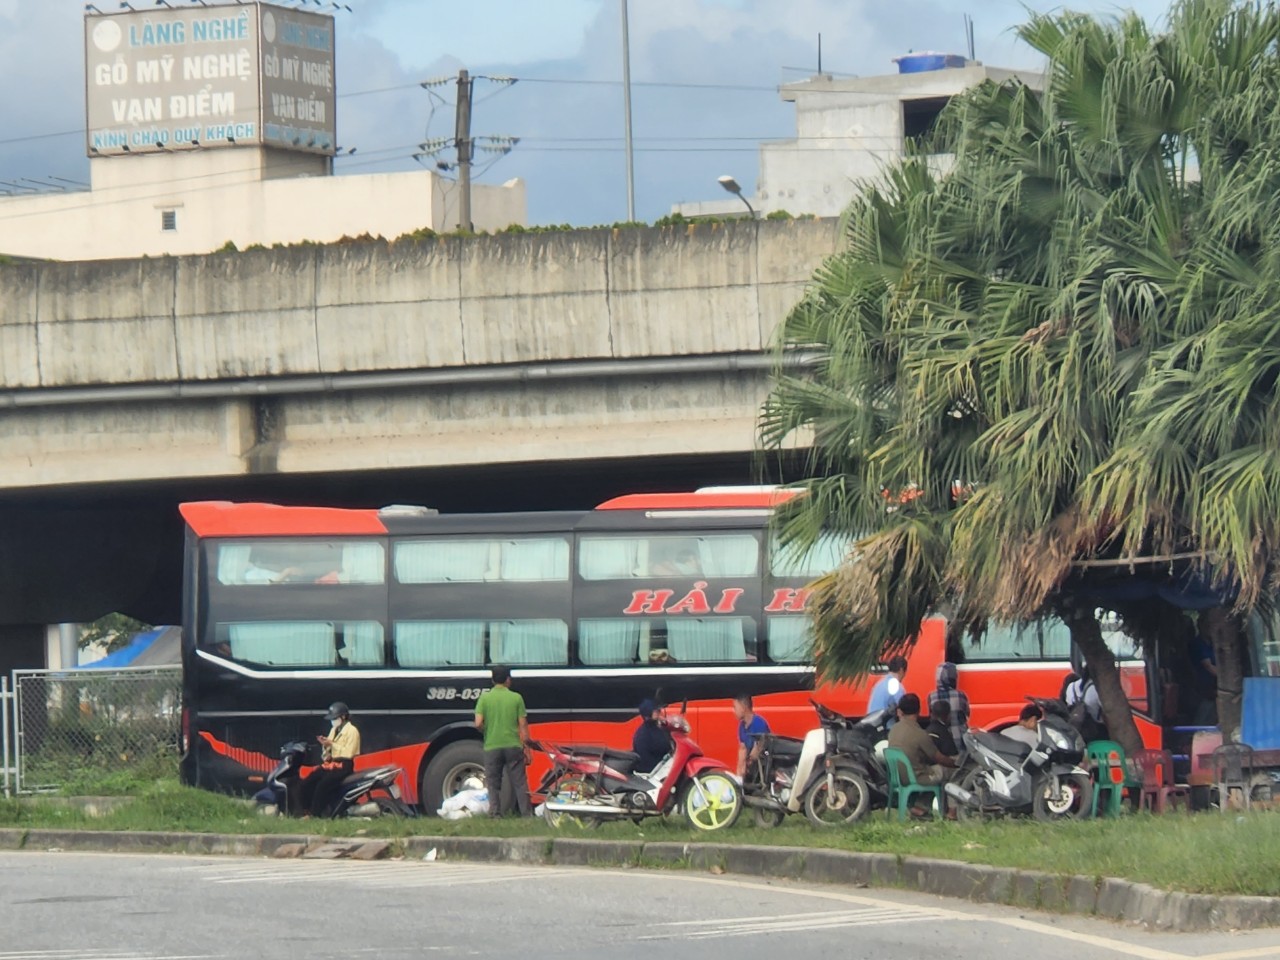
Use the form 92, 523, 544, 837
3, 852, 1280, 960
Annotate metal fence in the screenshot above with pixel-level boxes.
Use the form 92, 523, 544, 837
9, 666, 181, 794
1, 676, 13, 797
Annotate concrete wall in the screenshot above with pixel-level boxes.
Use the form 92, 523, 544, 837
0, 217, 839, 491
0, 147, 526, 261
2, 217, 838, 390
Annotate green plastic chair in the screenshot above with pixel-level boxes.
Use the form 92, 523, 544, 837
1086, 740, 1127, 817
883, 747, 945, 821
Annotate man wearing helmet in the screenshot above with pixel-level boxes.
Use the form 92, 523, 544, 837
297, 701, 361, 818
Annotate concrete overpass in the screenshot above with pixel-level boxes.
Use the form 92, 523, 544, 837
0, 218, 838, 668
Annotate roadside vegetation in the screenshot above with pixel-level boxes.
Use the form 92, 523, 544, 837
3, 781, 1279, 897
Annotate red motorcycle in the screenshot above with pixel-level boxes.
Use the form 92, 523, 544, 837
534, 710, 742, 832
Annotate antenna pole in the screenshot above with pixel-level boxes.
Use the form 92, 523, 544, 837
621, 0, 636, 221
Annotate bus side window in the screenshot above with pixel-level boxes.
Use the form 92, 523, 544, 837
578, 534, 759, 580
216, 541, 384, 586
767, 617, 813, 662
395, 538, 569, 583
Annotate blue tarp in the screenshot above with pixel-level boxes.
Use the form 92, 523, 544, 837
78, 628, 163, 669
1242, 678, 1280, 751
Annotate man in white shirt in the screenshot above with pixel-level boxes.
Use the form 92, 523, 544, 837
1002, 703, 1043, 749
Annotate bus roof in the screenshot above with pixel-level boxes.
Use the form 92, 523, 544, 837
595, 490, 801, 511
180, 488, 802, 538
179, 502, 388, 538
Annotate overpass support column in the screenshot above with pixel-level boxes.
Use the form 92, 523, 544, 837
0, 625, 46, 676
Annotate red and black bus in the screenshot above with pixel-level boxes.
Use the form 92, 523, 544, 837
181, 488, 959, 811
181, 487, 1188, 811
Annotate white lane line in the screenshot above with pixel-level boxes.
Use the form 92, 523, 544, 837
643, 914, 931, 941
652, 872, 1209, 960
655, 911, 916, 931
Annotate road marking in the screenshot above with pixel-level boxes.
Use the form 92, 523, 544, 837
177, 858, 1280, 959
659, 872, 1280, 960
192, 859, 575, 890
641, 906, 935, 940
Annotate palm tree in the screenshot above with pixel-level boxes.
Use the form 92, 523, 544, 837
762, 0, 1280, 752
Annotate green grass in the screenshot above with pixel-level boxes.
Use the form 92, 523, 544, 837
4, 782, 1279, 897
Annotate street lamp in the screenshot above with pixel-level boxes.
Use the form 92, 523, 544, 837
717, 175, 756, 218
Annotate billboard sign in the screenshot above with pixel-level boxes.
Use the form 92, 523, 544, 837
84, 2, 335, 158
259, 5, 336, 153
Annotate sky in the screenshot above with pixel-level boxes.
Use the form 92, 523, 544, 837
1, 0, 1174, 226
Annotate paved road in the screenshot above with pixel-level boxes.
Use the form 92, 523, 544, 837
3, 852, 1280, 960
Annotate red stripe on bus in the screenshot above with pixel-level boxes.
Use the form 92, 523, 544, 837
179, 502, 387, 537
595, 491, 801, 510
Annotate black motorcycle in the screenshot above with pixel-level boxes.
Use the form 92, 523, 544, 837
743, 699, 872, 828
253, 741, 417, 818
944, 697, 1092, 821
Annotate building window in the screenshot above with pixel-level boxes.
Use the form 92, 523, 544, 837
161, 210, 177, 231
902, 96, 952, 150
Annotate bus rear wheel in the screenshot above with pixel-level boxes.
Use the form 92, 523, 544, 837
422, 740, 486, 816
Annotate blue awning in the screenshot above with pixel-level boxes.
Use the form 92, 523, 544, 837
79, 629, 163, 669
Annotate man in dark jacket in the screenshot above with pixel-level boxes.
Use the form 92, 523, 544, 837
925, 700, 960, 757
632, 699, 671, 773
927, 662, 970, 747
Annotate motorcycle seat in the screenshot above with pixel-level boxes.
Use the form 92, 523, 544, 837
602, 749, 640, 774
341, 765, 399, 787
970, 729, 1032, 760
763, 736, 804, 759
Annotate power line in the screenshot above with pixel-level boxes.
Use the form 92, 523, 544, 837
0, 69, 901, 155
513, 76, 777, 92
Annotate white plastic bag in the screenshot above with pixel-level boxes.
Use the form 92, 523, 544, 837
437, 787, 490, 820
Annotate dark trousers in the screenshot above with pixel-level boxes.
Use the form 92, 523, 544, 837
298, 759, 353, 816
484, 747, 531, 817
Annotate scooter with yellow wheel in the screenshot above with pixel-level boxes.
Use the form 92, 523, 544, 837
535, 705, 742, 832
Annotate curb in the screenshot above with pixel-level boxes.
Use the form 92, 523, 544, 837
2, 828, 1276, 932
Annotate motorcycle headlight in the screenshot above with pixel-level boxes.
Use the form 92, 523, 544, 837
1044, 726, 1072, 752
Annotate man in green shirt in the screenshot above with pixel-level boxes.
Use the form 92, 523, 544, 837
474, 665, 532, 817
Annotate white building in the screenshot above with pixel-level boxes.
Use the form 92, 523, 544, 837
0, 3, 526, 262
675, 57, 1043, 219
0, 150, 527, 262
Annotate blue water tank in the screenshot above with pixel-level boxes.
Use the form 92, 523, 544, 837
893, 52, 968, 74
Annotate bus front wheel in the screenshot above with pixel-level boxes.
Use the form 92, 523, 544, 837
422, 740, 486, 815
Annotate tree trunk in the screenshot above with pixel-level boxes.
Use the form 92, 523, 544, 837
1061, 605, 1143, 755
1202, 605, 1246, 743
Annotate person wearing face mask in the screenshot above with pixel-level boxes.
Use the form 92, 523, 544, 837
297, 701, 361, 818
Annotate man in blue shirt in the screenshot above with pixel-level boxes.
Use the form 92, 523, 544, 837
868, 655, 909, 721
733, 693, 770, 778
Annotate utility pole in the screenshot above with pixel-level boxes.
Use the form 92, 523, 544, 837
620, 0, 635, 222
455, 69, 474, 231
